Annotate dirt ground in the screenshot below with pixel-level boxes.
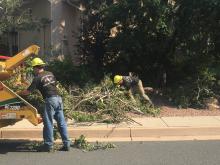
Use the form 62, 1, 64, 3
128, 94, 220, 118
159, 106, 220, 117
128, 105, 220, 118
154, 94, 220, 117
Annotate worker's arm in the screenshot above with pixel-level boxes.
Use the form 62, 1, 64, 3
18, 77, 37, 96
17, 89, 31, 96
128, 89, 136, 103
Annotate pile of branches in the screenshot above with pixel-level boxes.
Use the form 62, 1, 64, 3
2, 67, 159, 124
62, 76, 159, 123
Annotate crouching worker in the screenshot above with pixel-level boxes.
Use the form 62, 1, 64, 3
113, 75, 153, 106
19, 57, 70, 152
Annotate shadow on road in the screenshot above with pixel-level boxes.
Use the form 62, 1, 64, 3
0, 140, 40, 154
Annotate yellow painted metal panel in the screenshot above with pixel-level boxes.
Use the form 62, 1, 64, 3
0, 82, 40, 127
0, 90, 16, 101
0, 45, 41, 128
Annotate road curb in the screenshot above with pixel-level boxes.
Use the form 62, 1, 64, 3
2, 127, 220, 141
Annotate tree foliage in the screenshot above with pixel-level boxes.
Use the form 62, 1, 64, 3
0, 0, 34, 33
79, 0, 173, 81
78, 0, 220, 107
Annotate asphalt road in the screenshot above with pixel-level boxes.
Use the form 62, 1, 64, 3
1, 140, 220, 165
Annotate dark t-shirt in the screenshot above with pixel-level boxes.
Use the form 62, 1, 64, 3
28, 71, 59, 99
122, 76, 139, 90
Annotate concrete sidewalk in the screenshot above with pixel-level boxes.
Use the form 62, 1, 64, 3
1, 116, 220, 142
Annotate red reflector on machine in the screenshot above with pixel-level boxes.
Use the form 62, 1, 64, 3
0, 82, 3, 90
0, 56, 10, 60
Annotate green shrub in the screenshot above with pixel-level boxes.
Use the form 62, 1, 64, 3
165, 68, 216, 108
47, 59, 94, 87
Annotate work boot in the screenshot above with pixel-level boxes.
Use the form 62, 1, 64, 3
37, 145, 54, 153
59, 145, 70, 151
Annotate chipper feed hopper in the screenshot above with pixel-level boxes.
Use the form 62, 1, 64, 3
0, 45, 41, 128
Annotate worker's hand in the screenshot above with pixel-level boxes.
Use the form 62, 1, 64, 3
37, 114, 43, 124
118, 90, 124, 94
144, 87, 154, 93
17, 90, 30, 96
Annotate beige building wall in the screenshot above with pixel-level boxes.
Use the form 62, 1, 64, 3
19, 0, 51, 56
18, 0, 82, 63
51, 0, 81, 64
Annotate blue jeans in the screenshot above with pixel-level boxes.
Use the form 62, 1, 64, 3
43, 96, 70, 148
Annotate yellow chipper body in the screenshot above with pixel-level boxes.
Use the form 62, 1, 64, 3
0, 45, 41, 128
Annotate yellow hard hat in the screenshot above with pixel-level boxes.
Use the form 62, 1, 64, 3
31, 57, 46, 67
114, 75, 123, 84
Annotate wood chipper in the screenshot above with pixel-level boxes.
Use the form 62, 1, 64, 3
0, 45, 41, 128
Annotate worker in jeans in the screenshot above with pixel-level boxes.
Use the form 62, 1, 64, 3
20, 57, 70, 152
114, 75, 153, 105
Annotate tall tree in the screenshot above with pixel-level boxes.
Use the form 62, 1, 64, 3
79, 0, 173, 84
79, 0, 220, 85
